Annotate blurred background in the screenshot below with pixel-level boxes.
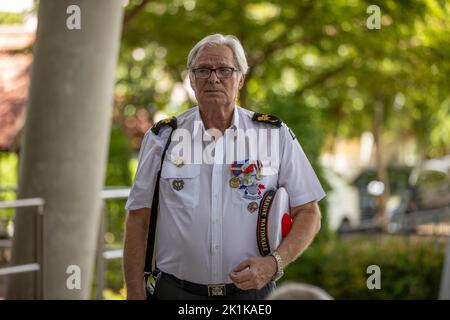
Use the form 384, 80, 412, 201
0, 0, 449, 299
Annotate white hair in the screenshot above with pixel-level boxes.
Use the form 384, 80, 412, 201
187, 34, 249, 74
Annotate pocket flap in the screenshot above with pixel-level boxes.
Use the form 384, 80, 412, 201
161, 161, 200, 178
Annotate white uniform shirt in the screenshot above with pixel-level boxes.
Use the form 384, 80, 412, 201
125, 106, 326, 285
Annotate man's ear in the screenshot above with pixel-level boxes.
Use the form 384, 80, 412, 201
189, 73, 196, 91
238, 74, 245, 90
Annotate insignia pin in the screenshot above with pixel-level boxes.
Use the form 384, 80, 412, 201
173, 157, 185, 167
247, 201, 258, 213
172, 179, 184, 191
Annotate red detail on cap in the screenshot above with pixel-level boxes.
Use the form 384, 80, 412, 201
281, 213, 293, 238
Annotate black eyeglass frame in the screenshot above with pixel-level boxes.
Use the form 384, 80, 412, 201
191, 67, 239, 79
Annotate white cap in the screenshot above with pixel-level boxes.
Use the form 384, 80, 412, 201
257, 187, 292, 256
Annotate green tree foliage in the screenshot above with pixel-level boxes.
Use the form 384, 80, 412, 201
120, 0, 449, 156
0, 12, 24, 25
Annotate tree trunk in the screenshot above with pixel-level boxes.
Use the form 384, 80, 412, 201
372, 95, 390, 229
7, 0, 123, 299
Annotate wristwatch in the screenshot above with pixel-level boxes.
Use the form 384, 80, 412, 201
269, 250, 284, 281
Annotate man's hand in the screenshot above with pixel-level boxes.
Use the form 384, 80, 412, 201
229, 256, 277, 290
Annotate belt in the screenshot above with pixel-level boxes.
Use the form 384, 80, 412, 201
162, 272, 242, 297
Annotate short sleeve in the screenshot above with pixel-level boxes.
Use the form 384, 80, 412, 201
277, 124, 326, 207
125, 130, 164, 211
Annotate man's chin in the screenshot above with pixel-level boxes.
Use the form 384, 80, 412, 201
200, 98, 228, 107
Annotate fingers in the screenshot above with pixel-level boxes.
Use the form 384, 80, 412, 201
233, 259, 251, 272
233, 280, 254, 291
229, 256, 274, 291
229, 265, 255, 290
229, 269, 252, 284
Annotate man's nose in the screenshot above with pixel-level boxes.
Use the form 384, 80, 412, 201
208, 70, 220, 84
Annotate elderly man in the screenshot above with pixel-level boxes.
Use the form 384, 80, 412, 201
123, 34, 326, 300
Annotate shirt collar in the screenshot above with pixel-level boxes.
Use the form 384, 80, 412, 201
195, 105, 240, 131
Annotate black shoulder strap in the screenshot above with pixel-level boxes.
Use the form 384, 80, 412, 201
144, 117, 177, 279
252, 112, 282, 128
151, 117, 177, 135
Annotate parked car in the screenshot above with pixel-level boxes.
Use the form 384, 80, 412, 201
407, 156, 450, 211
388, 156, 450, 232
352, 166, 412, 223
323, 168, 360, 233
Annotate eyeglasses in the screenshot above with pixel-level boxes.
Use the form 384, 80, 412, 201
192, 67, 238, 79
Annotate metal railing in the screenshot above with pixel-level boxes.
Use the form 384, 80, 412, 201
0, 198, 45, 299
399, 205, 450, 230
95, 188, 129, 299
0, 189, 129, 300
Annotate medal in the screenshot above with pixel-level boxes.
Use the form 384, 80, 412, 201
229, 176, 240, 188
255, 160, 263, 180
243, 183, 266, 200
256, 171, 262, 180
247, 201, 258, 213
240, 175, 253, 186
246, 184, 259, 196
242, 162, 255, 175
230, 159, 265, 192
230, 160, 245, 176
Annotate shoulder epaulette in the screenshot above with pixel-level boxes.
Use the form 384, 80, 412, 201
252, 112, 282, 128
150, 117, 177, 135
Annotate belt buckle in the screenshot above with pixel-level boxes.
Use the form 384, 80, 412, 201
208, 284, 226, 297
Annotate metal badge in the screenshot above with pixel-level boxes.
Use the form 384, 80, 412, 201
247, 201, 258, 213
172, 179, 184, 191
173, 157, 184, 167
229, 176, 240, 188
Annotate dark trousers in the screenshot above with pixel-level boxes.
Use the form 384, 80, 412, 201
154, 272, 276, 300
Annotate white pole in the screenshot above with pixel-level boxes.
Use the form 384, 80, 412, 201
439, 236, 450, 299
8, 0, 124, 299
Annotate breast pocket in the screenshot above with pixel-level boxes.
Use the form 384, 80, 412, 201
160, 162, 200, 208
